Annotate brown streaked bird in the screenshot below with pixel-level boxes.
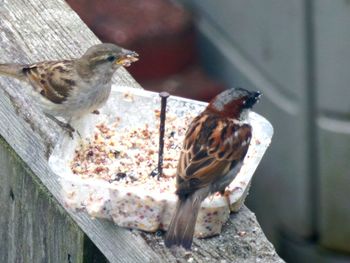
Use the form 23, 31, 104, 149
0, 43, 139, 136
164, 88, 261, 250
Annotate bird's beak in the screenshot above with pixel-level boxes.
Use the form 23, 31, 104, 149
116, 49, 139, 67
252, 91, 262, 104
255, 91, 262, 99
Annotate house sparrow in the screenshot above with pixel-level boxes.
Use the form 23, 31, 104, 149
164, 88, 261, 250
0, 43, 139, 136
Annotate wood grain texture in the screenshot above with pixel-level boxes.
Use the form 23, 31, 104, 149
0, 137, 87, 263
0, 0, 283, 262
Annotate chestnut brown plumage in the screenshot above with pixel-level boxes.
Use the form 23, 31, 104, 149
164, 88, 261, 250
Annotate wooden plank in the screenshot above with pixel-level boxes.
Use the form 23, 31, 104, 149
0, 0, 283, 262
0, 1, 160, 262
0, 137, 86, 263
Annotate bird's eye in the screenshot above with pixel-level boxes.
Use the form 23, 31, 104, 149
107, 55, 116, 62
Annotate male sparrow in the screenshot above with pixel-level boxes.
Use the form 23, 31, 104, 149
0, 43, 138, 135
164, 88, 261, 250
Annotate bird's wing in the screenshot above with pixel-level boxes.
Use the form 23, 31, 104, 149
176, 114, 252, 195
23, 60, 76, 104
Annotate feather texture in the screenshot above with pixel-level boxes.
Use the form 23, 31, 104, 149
22, 61, 75, 104
165, 188, 209, 249
176, 112, 252, 197
165, 88, 260, 250
0, 44, 138, 120
0, 43, 138, 136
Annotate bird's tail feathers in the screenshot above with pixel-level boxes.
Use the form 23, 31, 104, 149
165, 189, 208, 250
0, 63, 25, 80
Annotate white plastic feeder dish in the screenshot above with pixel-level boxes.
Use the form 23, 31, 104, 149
49, 86, 273, 238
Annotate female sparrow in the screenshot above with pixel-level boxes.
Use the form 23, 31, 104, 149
0, 43, 138, 135
165, 88, 261, 250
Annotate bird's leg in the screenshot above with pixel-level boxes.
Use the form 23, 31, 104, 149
68, 117, 83, 140
44, 113, 75, 138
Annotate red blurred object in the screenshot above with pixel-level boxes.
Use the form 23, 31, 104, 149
66, 0, 226, 101
66, 0, 196, 80
142, 66, 226, 102
125, 30, 196, 80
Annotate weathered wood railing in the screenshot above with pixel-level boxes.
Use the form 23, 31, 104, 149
0, 0, 283, 262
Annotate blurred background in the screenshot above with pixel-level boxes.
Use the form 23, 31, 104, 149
65, 0, 350, 262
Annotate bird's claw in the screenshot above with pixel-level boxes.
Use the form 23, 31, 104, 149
61, 122, 75, 138
44, 113, 75, 139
